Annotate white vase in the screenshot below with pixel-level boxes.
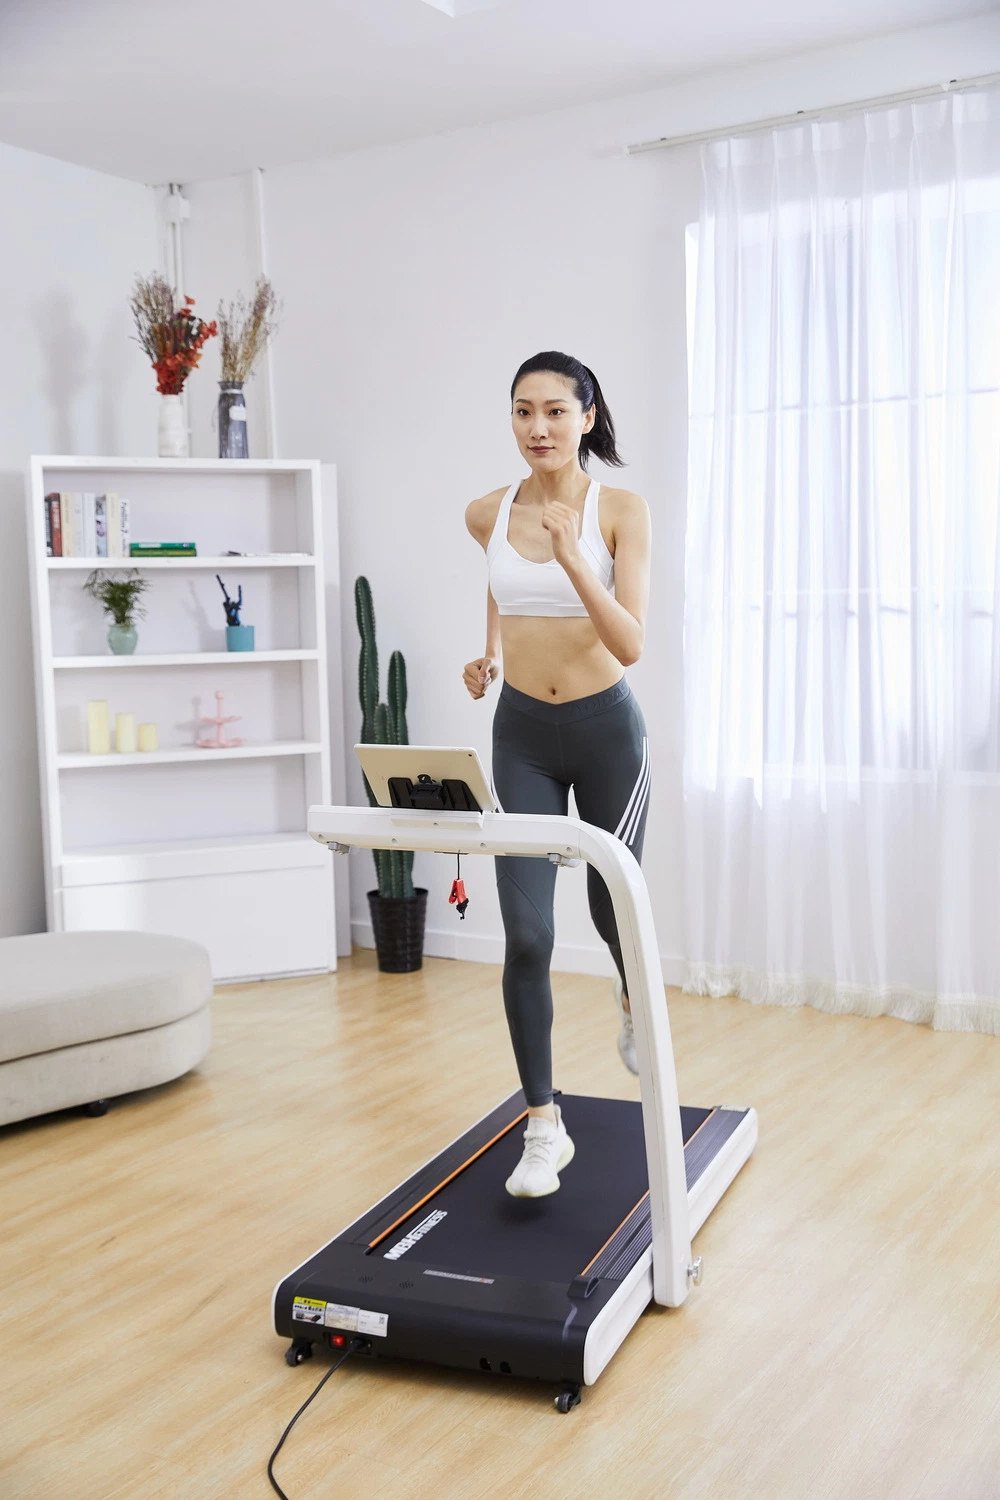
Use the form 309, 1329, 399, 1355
158, 394, 189, 458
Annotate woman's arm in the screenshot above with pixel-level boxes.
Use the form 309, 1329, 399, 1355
484, 586, 502, 661
543, 490, 650, 667
464, 496, 504, 698
462, 588, 502, 698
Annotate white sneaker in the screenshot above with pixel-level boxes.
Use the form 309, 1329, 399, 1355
505, 1106, 575, 1198
614, 975, 638, 1075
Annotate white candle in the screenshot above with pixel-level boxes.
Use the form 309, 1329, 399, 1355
115, 713, 136, 754
87, 701, 110, 755
137, 723, 159, 753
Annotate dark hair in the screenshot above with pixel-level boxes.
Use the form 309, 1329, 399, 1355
510, 350, 625, 471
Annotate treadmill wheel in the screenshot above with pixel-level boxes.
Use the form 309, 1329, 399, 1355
285, 1338, 315, 1367
555, 1387, 581, 1414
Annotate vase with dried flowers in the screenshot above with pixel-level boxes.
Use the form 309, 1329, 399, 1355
216, 277, 280, 459
130, 272, 218, 458
84, 570, 150, 655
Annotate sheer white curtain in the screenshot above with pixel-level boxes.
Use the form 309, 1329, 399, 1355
683, 84, 1000, 1032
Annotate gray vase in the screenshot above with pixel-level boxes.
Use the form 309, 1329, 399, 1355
108, 624, 138, 655
218, 381, 249, 459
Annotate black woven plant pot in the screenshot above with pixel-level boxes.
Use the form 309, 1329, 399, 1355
367, 888, 428, 973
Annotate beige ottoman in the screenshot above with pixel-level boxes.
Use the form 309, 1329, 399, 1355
0, 931, 212, 1127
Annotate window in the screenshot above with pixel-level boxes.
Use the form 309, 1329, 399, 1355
685, 166, 1000, 788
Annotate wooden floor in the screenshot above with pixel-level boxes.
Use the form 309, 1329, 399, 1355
3, 951, 1000, 1500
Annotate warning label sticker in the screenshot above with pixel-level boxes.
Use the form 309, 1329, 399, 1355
291, 1296, 388, 1337
321, 1302, 389, 1338
323, 1303, 359, 1331
292, 1297, 327, 1325
358, 1310, 389, 1337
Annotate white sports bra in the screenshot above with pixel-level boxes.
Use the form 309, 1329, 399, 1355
486, 479, 615, 617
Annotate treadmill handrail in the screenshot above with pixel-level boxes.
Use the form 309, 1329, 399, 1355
308, 804, 693, 1307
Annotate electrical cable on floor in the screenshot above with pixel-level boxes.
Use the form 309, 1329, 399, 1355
267, 1338, 364, 1498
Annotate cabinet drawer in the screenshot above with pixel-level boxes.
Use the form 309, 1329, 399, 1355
59, 866, 335, 981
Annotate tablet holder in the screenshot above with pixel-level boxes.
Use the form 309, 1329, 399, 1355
387, 773, 482, 812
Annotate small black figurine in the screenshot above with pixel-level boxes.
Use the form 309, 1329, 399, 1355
216, 575, 243, 626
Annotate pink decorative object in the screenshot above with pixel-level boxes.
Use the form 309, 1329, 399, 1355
196, 690, 245, 749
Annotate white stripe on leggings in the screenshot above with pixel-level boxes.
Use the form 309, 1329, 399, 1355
621, 760, 650, 847
614, 736, 648, 839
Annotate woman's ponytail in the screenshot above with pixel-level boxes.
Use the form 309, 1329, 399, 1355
578, 365, 625, 471
510, 350, 626, 471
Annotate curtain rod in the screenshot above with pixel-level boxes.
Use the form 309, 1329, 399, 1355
623, 69, 1000, 155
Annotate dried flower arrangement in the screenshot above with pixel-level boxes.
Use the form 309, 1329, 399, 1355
217, 277, 280, 383
129, 272, 218, 395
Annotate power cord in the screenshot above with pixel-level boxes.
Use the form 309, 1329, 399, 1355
267, 1338, 364, 1498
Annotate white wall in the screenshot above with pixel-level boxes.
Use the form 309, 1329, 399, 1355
189, 12, 1000, 978
0, 144, 158, 937
260, 100, 697, 980
167, 175, 269, 461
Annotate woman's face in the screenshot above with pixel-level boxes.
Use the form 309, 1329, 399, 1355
512, 371, 595, 473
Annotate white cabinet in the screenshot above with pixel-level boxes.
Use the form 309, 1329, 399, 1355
27, 457, 339, 981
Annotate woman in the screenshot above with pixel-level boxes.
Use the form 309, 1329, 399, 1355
464, 350, 652, 1199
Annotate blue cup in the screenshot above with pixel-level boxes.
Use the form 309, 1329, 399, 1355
226, 624, 255, 652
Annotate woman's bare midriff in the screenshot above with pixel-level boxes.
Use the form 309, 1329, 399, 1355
500, 615, 625, 703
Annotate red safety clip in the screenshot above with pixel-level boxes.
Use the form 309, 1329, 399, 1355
448, 855, 470, 919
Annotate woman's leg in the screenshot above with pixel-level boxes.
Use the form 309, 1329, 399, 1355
492, 695, 568, 1109
568, 689, 650, 996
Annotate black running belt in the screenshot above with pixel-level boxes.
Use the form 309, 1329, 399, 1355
584, 1106, 749, 1281
367, 1096, 712, 1285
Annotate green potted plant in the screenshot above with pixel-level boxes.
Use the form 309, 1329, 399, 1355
356, 576, 427, 972
84, 570, 149, 655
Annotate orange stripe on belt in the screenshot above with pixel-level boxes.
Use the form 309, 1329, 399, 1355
580, 1191, 650, 1276
683, 1106, 719, 1152
367, 1111, 528, 1250
577, 1107, 720, 1276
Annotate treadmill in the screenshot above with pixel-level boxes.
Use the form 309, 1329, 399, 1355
273, 746, 757, 1411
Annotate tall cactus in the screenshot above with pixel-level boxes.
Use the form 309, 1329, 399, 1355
388, 651, 407, 744
355, 577, 387, 892
386, 652, 414, 895
355, 578, 414, 900
356, 576, 378, 744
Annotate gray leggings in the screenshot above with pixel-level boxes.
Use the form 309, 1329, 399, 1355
491, 678, 650, 1107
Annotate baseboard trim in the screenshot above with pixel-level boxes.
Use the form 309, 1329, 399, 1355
350, 919, 687, 988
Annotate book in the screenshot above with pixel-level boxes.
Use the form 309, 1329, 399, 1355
44, 493, 54, 557
129, 544, 197, 557
59, 493, 75, 557
72, 494, 85, 560
81, 493, 95, 557
119, 496, 130, 556
105, 494, 120, 558
49, 493, 63, 557
94, 495, 107, 558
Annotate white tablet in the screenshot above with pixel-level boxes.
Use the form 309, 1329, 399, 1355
355, 745, 496, 812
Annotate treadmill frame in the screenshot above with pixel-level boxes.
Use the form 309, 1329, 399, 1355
309, 799, 712, 1307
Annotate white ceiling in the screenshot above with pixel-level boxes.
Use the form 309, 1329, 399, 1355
0, 0, 990, 184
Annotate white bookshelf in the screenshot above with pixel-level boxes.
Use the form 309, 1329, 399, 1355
54, 650, 320, 668
27, 457, 340, 982
48, 553, 316, 569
